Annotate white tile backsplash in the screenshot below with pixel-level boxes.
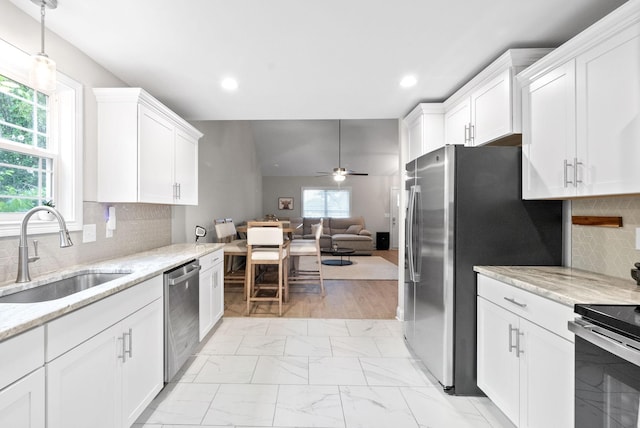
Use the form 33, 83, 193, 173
0, 202, 171, 284
571, 196, 640, 280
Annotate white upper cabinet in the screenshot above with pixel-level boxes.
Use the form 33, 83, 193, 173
444, 49, 552, 147
444, 98, 471, 146
404, 103, 444, 161
94, 88, 203, 205
522, 61, 576, 199
520, 1, 640, 199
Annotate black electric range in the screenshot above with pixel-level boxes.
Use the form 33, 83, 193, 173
574, 303, 640, 341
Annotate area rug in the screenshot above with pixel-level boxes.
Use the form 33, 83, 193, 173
297, 256, 398, 280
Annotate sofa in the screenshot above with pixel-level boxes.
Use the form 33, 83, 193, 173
289, 216, 374, 255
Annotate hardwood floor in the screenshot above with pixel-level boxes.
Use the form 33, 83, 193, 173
224, 249, 399, 319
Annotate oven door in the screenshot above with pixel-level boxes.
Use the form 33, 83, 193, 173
569, 319, 640, 428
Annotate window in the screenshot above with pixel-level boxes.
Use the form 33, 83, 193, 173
0, 74, 54, 212
0, 39, 83, 236
302, 187, 351, 218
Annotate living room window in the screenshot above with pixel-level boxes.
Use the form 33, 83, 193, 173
302, 187, 351, 218
0, 39, 83, 236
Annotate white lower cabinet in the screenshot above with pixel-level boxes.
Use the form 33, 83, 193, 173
0, 368, 45, 428
46, 276, 164, 428
199, 249, 224, 340
0, 326, 45, 428
477, 274, 574, 428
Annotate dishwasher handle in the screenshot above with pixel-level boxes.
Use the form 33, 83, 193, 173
167, 264, 201, 286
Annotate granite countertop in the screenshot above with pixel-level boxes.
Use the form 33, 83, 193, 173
474, 265, 640, 307
0, 243, 225, 342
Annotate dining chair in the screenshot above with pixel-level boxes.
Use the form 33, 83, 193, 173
214, 221, 247, 297
245, 221, 290, 316
289, 220, 325, 296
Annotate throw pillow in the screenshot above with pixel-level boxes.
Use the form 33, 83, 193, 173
345, 224, 363, 234
311, 223, 322, 236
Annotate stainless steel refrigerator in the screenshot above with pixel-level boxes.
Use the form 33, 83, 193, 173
404, 145, 562, 395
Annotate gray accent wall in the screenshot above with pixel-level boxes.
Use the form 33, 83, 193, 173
172, 121, 263, 243
262, 175, 400, 236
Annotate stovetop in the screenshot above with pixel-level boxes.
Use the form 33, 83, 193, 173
575, 304, 640, 341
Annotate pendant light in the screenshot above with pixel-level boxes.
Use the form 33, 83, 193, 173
29, 0, 57, 92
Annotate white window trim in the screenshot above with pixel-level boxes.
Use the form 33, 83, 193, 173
0, 39, 83, 237
301, 186, 352, 218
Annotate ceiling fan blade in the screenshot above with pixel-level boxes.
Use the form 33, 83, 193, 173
347, 172, 369, 176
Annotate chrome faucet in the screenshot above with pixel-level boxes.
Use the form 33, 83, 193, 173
16, 206, 73, 283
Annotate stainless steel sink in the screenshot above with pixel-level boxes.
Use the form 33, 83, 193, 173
0, 272, 131, 303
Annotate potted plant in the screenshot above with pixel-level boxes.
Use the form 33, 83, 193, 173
38, 200, 56, 221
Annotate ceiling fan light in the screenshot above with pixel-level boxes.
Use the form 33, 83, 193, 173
29, 53, 56, 91
333, 174, 346, 182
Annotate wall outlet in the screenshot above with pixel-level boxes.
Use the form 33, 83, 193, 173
82, 224, 96, 243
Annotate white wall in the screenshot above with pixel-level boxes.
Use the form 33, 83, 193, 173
262, 175, 399, 235
0, 1, 129, 201
0, 2, 173, 283
172, 121, 263, 243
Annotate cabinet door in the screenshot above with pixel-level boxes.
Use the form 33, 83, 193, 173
407, 114, 424, 161
576, 24, 640, 197
477, 297, 520, 426
471, 69, 512, 145
212, 259, 225, 325
138, 104, 175, 204
174, 128, 199, 205
0, 368, 45, 428
47, 323, 121, 428
121, 299, 164, 428
444, 98, 471, 146
522, 61, 576, 199
519, 318, 574, 428
199, 265, 214, 341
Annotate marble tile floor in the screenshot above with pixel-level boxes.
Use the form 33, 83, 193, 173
134, 317, 515, 428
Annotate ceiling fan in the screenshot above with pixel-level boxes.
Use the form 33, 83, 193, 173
317, 120, 369, 182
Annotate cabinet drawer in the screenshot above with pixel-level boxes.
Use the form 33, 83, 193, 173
0, 326, 44, 388
46, 275, 163, 361
477, 274, 575, 342
199, 249, 223, 271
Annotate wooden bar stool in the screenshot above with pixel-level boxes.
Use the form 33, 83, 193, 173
245, 221, 290, 316
289, 220, 325, 296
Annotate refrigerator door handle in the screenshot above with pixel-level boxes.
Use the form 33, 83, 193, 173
413, 185, 422, 282
407, 185, 416, 282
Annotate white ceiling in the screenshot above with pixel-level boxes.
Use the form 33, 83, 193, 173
9, 0, 626, 121
7, 0, 627, 177
250, 119, 398, 176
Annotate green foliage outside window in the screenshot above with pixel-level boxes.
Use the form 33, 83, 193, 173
0, 74, 52, 213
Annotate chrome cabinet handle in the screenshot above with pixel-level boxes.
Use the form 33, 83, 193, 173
516, 329, 524, 357
464, 124, 470, 144
508, 324, 524, 358
508, 323, 517, 353
469, 124, 475, 145
118, 335, 126, 362
574, 158, 583, 186
504, 297, 527, 308
563, 159, 574, 188
124, 328, 133, 359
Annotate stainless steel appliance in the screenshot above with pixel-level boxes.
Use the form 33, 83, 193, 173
405, 145, 562, 395
164, 259, 201, 382
570, 304, 640, 427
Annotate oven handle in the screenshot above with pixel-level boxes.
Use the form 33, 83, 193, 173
569, 318, 640, 366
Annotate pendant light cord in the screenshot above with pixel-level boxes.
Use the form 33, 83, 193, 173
39, 2, 46, 55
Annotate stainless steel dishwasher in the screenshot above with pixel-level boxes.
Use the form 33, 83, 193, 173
164, 259, 201, 382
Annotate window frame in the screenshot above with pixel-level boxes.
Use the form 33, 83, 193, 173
301, 186, 352, 218
0, 39, 83, 237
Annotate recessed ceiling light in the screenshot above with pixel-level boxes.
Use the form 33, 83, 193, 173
221, 78, 238, 91
400, 75, 417, 88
